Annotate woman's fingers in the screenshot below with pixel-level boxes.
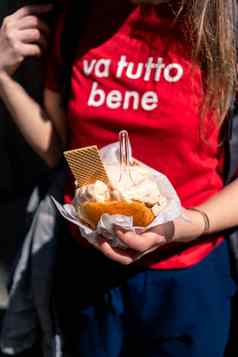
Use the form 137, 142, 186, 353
0, 5, 52, 74
19, 29, 48, 49
18, 16, 50, 35
95, 237, 138, 265
116, 230, 166, 253
92, 230, 167, 265
14, 4, 53, 20
21, 43, 41, 57
134, 245, 160, 261
92, 226, 172, 265
18, 29, 40, 42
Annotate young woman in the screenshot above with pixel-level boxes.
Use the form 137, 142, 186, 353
0, 0, 238, 356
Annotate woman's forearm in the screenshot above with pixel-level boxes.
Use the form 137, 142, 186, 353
197, 179, 238, 233
0, 70, 62, 167
172, 180, 238, 243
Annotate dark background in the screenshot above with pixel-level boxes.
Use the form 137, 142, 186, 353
0, 2, 51, 354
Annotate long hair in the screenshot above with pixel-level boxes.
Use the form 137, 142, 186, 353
177, 0, 238, 125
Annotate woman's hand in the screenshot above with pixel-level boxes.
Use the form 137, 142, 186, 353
93, 208, 205, 265
0, 4, 52, 75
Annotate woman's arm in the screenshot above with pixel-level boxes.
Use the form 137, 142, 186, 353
196, 179, 238, 232
0, 4, 66, 167
0, 72, 65, 167
169, 180, 238, 244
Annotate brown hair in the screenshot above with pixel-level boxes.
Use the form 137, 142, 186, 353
177, 0, 238, 125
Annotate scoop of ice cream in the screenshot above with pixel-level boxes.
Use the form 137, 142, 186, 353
77, 180, 111, 203
115, 179, 166, 206
105, 163, 165, 206
76, 163, 167, 209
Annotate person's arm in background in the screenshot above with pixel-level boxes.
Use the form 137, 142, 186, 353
0, 4, 66, 167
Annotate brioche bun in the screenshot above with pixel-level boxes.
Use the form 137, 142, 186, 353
78, 200, 155, 229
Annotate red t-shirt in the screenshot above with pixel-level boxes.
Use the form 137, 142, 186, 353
45, 2, 224, 269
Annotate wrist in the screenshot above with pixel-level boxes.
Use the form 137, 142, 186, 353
173, 208, 205, 243
188, 208, 210, 235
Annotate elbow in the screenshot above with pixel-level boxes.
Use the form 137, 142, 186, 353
43, 130, 65, 169
44, 146, 63, 168
41, 142, 63, 169
45, 154, 62, 169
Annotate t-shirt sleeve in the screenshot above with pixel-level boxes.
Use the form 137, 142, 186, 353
44, 9, 65, 92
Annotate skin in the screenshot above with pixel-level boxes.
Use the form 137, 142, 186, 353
0, 4, 52, 75
0, 3, 238, 265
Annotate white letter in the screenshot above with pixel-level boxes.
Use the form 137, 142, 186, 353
144, 57, 155, 82
83, 59, 96, 75
95, 59, 111, 78
126, 62, 144, 80
154, 58, 165, 82
116, 55, 128, 78
106, 90, 122, 109
141, 91, 158, 111
123, 91, 140, 110
88, 82, 105, 107
164, 63, 184, 82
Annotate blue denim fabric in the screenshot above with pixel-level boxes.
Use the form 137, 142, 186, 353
54, 237, 236, 357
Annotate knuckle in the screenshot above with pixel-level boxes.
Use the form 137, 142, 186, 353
7, 31, 16, 45
19, 6, 31, 18
99, 244, 109, 255
22, 6, 29, 15
3, 21, 11, 35
4, 29, 11, 41
3, 16, 10, 27
12, 42, 20, 54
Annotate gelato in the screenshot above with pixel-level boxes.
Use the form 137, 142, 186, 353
75, 162, 167, 228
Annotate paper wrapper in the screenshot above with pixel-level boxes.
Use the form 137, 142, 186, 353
52, 142, 182, 249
